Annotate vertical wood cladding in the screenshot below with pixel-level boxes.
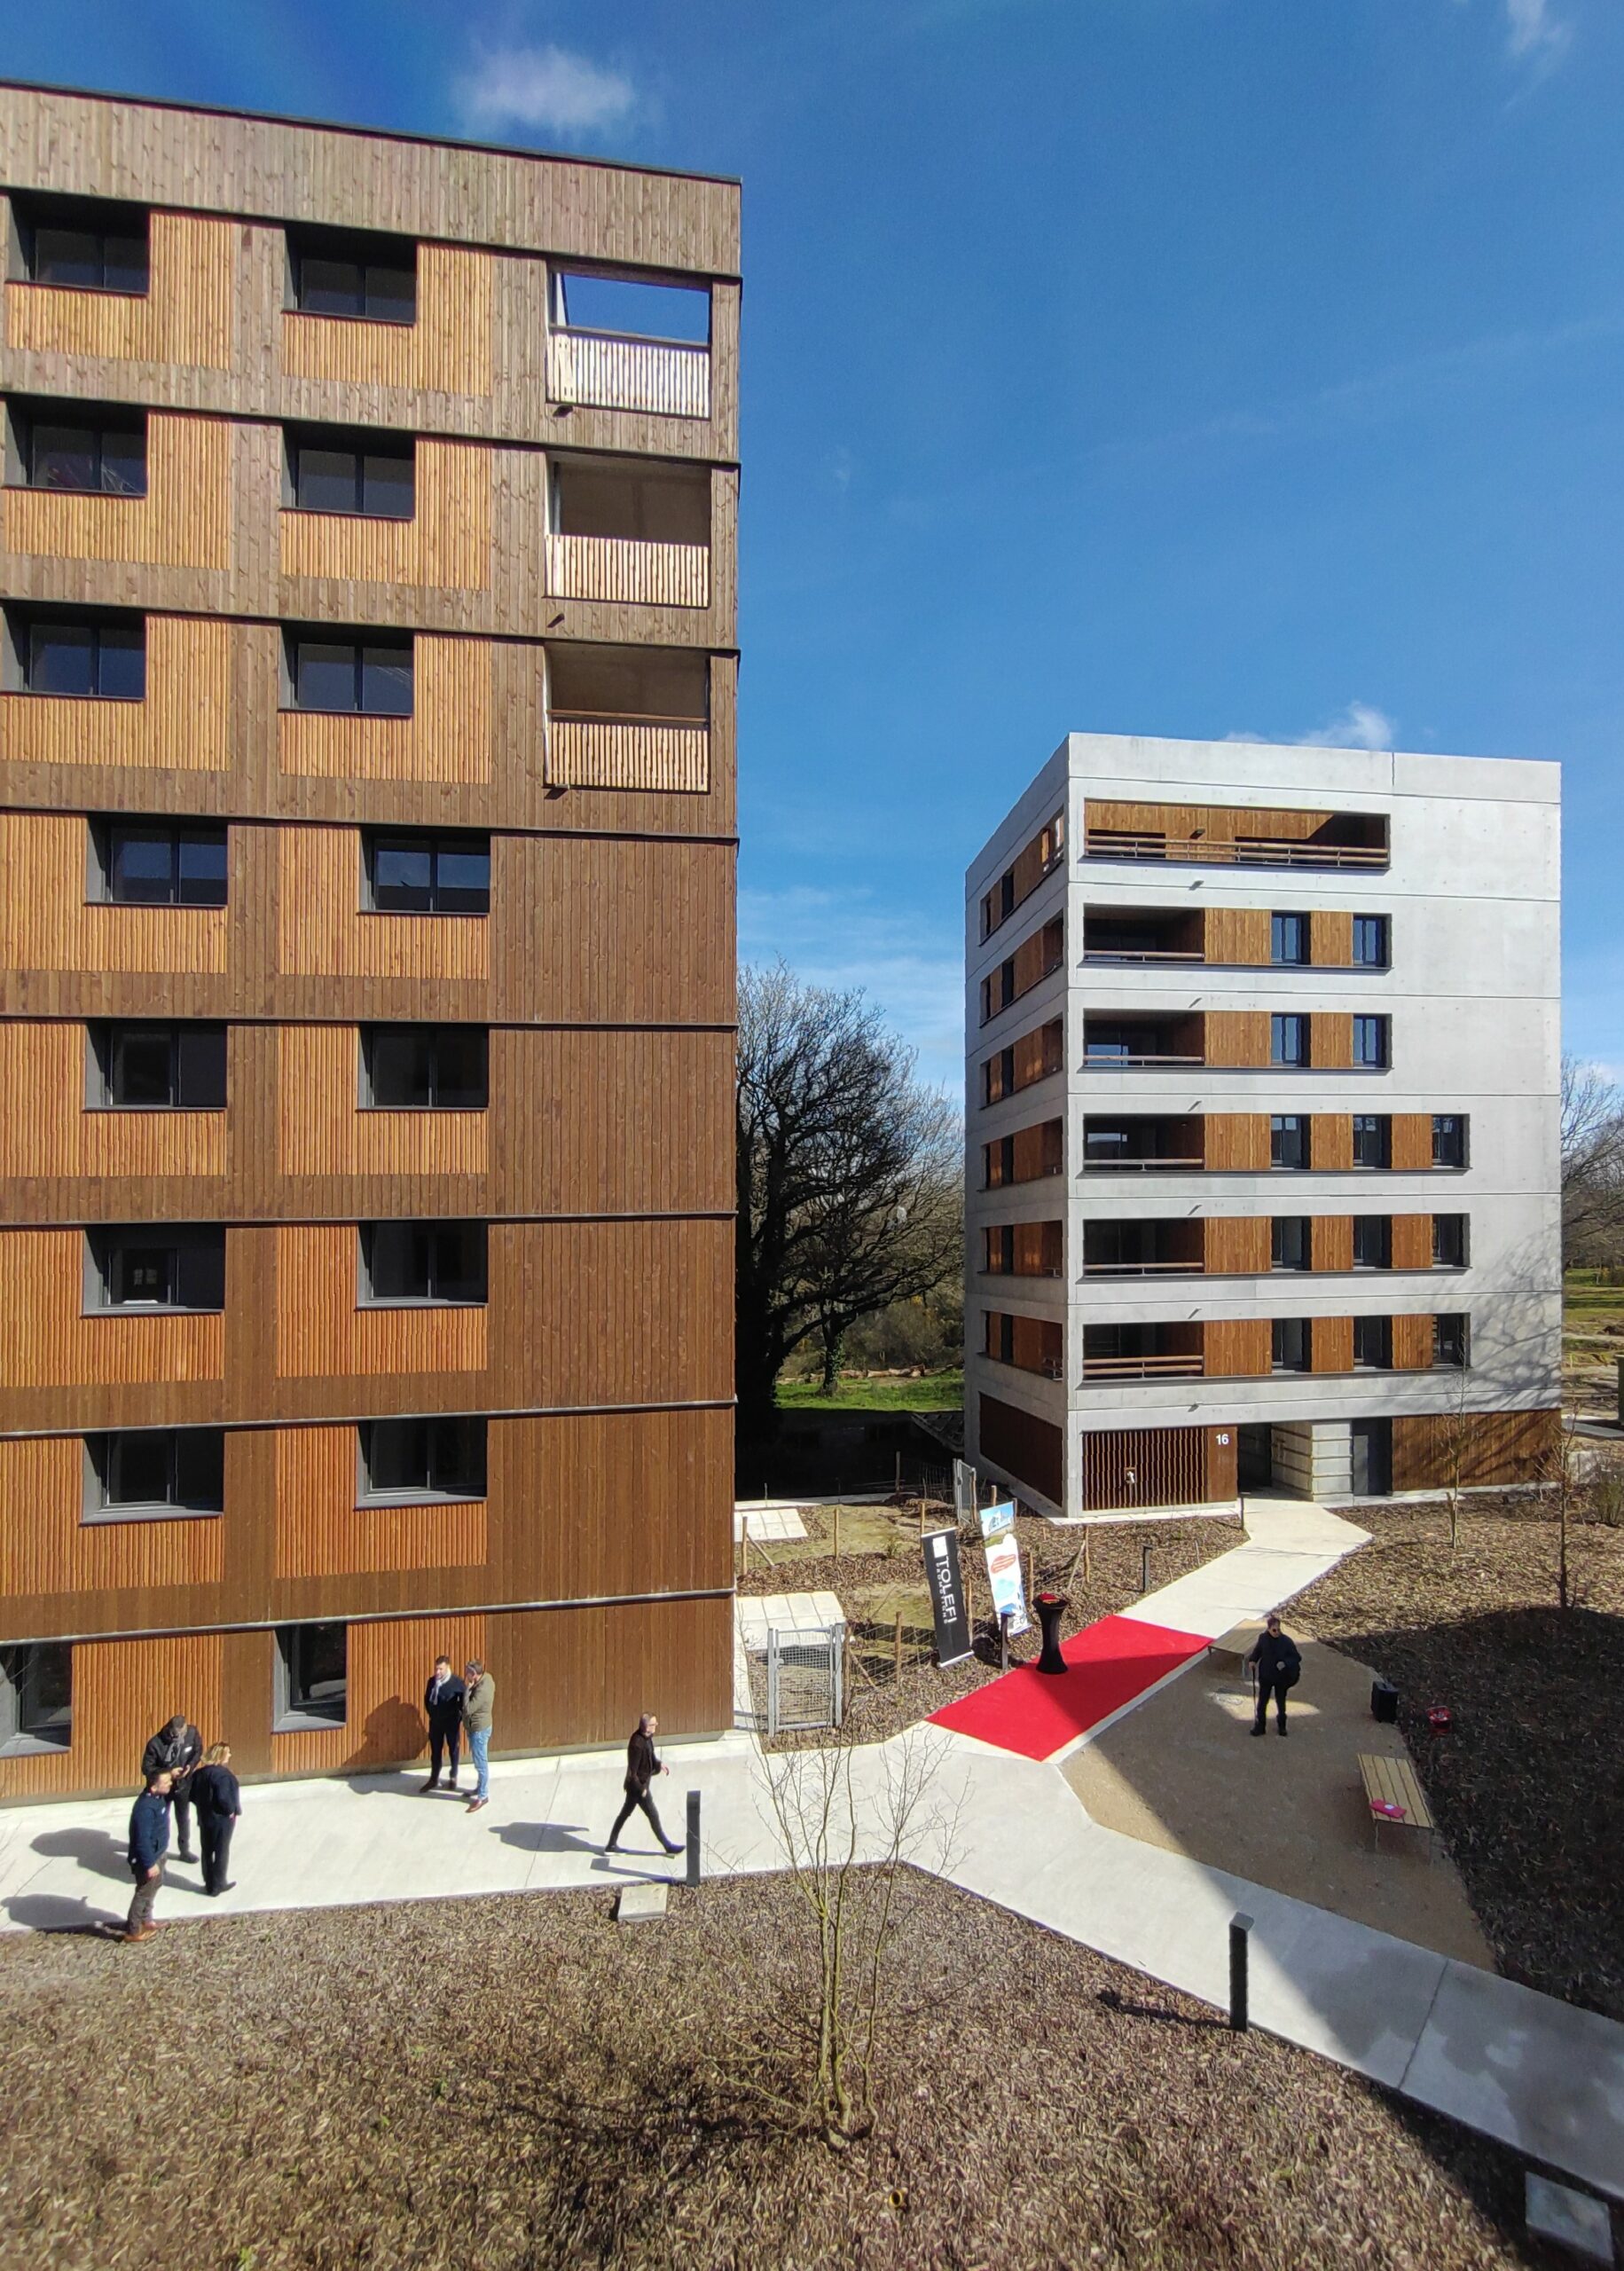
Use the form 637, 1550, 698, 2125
0, 1435, 224, 1602
1391, 1314, 1435, 1371
1081, 1426, 1232, 1512
1203, 1216, 1271, 1274
1203, 1114, 1271, 1171
280, 246, 496, 397
274, 1426, 488, 1580
1203, 907, 1272, 965
1204, 1011, 1270, 1068
1391, 1115, 1434, 1172
1314, 1014, 1354, 1070
1391, 1214, 1433, 1270
1311, 1216, 1355, 1273
1311, 911, 1354, 966
272, 1227, 487, 1379
4, 211, 237, 368
0, 615, 232, 772
0, 813, 229, 977
978, 1392, 1063, 1506
0, 1627, 226, 1803
1390, 1408, 1561, 1492
279, 636, 495, 783
1309, 1114, 1354, 1172
275, 828, 490, 983
279, 439, 493, 591
1204, 1318, 1272, 1377
0, 1230, 224, 1390
0, 1021, 226, 1185
1310, 1316, 1354, 1374
4, 413, 232, 570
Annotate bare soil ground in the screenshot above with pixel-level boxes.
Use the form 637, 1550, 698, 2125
0, 1869, 1606, 2271
1296, 1492, 1624, 2021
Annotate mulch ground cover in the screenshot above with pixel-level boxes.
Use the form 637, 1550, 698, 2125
1296, 1491, 1624, 2021
0, 1868, 1603, 2271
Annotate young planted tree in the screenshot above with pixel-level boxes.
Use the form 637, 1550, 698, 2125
1561, 1055, 1624, 1269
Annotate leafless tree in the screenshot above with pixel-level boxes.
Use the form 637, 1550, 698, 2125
1561, 1056, 1624, 1268
736, 963, 961, 1434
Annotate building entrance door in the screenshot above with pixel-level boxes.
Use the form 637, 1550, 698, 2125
1350, 1418, 1391, 1497
1237, 1424, 1273, 1489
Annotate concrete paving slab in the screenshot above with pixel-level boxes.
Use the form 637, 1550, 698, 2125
616, 1882, 670, 1922
734, 1591, 845, 1648
734, 1507, 807, 1543
1526, 2174, 1614, 2264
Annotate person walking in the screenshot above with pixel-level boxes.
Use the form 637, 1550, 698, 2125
123, 1767, 173, 1941
191, 1742, 241, 1896
463, 1659, 494, 1812
1247, 1614, 1302, 1737
141, 1712, 203, 1864
421, 1655, 466, 1793
605, 1714, 683, 1856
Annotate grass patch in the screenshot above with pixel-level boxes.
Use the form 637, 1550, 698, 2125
776, 1371, 963, 1413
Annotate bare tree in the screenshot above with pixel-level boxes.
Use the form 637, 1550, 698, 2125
736, 963, 962, 1435
1561, 1056, 1624, 1268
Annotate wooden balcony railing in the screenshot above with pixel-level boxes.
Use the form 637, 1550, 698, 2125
1081, 1259, 1203, 1276
1083, 1051, 1204, 1069
547, 327, 711, 419
1081, 1354, 1204, 1379
1083, 947, 1204, 964
546, 712, 710, 793
545, 533, 710, 608
1082, 1154, 1204, 1173
1085, 831, 1386, 870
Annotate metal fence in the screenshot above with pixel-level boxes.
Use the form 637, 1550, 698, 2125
765, 1623, 846, 1736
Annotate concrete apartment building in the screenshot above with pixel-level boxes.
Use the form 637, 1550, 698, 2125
965, 732, 1561, 1521
0, 84, 738, 1798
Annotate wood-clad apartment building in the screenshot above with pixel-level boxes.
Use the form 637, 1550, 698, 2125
0, 83, 739, 1798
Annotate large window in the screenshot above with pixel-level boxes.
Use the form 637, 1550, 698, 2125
286, 632, 412, 717
15, 404, 146, 495
363, 831, 490, 915
1353, 1316, 1393, 1371
88, 1022, 227, 1110
1271, 1217, 1310, 1271
0, 1643, 72, 1753
288, 428, 414, 518
1271, 1014, 1308, 1068
1352, 1114, 1390, 1170
90, 820, 227, 907
1432, 1214, 1468, 1268
276, 1623, 348, 1728
1272, 1318, 1309, 1371
87, 1225, 225, 1311
360, 1025, 488, 1110
15, 611, 145, 698
84, 1427, 225, 1519
359, 1221, 487, 1306
1433, 1114, 1468, 1169
291, 230, 416, 324
1271, 1115, 1306, 1171
1353, 1016, 1390, 1070
1270, 913, 1308, 966
1352, 1216, 1392, 1270
358, 1415, 487, 1503
1353, 915, 1389, 968
17, 196, 148, 295
1433, 1313, 1470, 1367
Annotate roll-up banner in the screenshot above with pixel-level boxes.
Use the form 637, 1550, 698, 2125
922, 1526, 973, 1667
979, 1499, 1016, 1541
984, 1528, 1030, 1637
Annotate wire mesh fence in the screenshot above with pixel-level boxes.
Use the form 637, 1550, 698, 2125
765, 1623, 846, 1736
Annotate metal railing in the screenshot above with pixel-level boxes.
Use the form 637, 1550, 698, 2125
1082, 1155, 1204, 1172
1081, 1259, 1204, 1275
1084, 831, 1387, 870
1083, 947, 1204, 963
1080, 1354, 1205, 1379
1084, 1050, 1204, 1068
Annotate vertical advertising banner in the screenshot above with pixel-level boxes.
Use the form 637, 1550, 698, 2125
922, 1527, 973, 1667
978, 1499, 1016, 1542
984, 1528, 1030, 1638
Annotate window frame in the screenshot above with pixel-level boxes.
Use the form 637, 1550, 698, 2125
275, 1623, 349, 1730
1271, 1317, 1309, 1372
10, 400, 148, 497
1353, 1015, 1390, 1070
288, 229, 418, 326
1433, 1313, 1470, 1367
356, 1414, 488, 1505
1352, 915, 1390, 969
1352, 1316, 1393, 1371
11, 609, 146, 700
1432, 1115, 1468, 1170
85, 1021, 228, 1112
284, 629, 414, 719
0, 1642, 73, 1754
87, 817, 228, 908
357, 1024, 490, 1112
1351, 1114, 1391, 1171
84, 1224, 226, 1315
15, 195, 150, 297
361, 829, 491, 917
1270, 912, 1309, 967
82, 1426, 226, 1523
1432, 1214, 1469, 1269
1271, 1013, 1309, 1068
1351, 1215, 1392, 1271
1270, 1216, 1311, 1272
1270, 1114, 1307, 1172
286, 426, 416, 520
357, 1220, 489, 1308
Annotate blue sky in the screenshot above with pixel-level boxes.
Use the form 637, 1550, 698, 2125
4, 0, 1620, 1090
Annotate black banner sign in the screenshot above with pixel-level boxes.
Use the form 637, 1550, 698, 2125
923, 1526, 973, 1668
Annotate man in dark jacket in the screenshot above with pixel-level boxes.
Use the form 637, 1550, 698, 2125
1246, 1615, 1302, 1736
124, 1767, 173, 1940
141, 1713, 203, 1861
421, 1655, 466, 1793
605, 1714, 683, 1856
191, 1743, 241, 1896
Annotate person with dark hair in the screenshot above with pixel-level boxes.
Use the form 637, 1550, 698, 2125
141, 1712, 203, 1862
605, 1715, 683, 1856
123, 1768, 173, 1941
421, 1654, 466, 1793
191, 1742, 241, 1896
1247, 1615, 1302, 1737
463, 1659, 495, 1813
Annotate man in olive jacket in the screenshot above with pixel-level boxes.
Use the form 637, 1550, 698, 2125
1246, 1615, 1302, 1737
463, 1660, 494, 1812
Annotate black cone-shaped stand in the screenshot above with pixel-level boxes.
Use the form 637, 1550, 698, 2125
1035, 1593, 1069, 1675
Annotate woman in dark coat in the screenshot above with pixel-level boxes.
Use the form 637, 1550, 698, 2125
191, 1741, 242, 1895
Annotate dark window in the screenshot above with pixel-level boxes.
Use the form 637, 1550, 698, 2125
88, 1225, 225, 1311
1353, 1016, 1389, 1069
19, 197, 149, 295
1352, 1216, 1392, 1270
1271, 913, 1308, 966
1271, 1115, 1306, 1171
1353, 1316, 1392, 1370
289, 431, 414, 518
360, 1025, 488, 1110
1432, 1115, 1467, 1169
277, 1623, 348, 1726
1353, 915, 1389, 968
1272, 1317, 1309, 1371
88, 1022, 227, 1110
0, 1643, 72, 1750
20, 613, 145, 698
1432, 1214, 1468, 1268
292, 232, 416, 324
288, 633, 412, 716
985, 1225, 1015, 1274
91, 820, 227, 907
986, 1312, 1015, 1363
85, 1427, 225, 1516
20, 407, 146, 496
1433, 1313, 1469, 1367
1352, 1115, 1390, 1170
553, 270, 710, 344
360, 1221, 487, 1306
1271, 1217, 1310, 1270
1272, 1014, 1308, 1068
364, 831, 490, 915
359, 1415, 487, 1501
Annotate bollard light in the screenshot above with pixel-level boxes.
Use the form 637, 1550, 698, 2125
1229, 1911, 1253, 2032
686, 1789, 701, 1888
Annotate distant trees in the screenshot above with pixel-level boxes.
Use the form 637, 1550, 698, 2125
735, 964, 961, 1439
1561, 1056, 1624, 1268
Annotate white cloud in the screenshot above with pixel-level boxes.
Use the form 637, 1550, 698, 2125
738, 886, 964, 1096
457, 44, 635, 136
1503, 0, 1570, 63
1298, 700, 1396, 751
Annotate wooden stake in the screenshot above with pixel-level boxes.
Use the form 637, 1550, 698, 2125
894, 1610, 904, 1686
1084, 1527, 1092, 1584
833, 1504, 842, 1559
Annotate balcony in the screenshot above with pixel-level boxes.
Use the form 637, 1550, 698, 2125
1085, 800, 1388, 871
984, 1119, 1063, 1190
1081, 1324, 1204, 1382
983, 1220, 1063, 1277
980, 808, 1064, 939
547, 272, 712, 420
980, 915, 1064, 1024
1082, 1221, 1204, 1277
545, 643, 710, 793
985, 1310, 1063, 1379
1083, 1015, 1204, 1069
1083, 908, 1204, 964
1083, 1117, 1204, 1172
545, 458, 710, 609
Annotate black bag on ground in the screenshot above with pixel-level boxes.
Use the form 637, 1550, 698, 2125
1371, 1678, 1399, 1724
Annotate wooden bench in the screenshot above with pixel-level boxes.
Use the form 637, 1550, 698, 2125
1358, 1752, 1436, 1861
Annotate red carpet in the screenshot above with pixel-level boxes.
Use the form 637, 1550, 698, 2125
929, 1614, 1208, 1762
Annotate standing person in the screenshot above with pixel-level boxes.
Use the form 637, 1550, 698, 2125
123, 1767, 173, 1941
463, 1660, 495, 1813
191, 1742, 241, 1897
1247, 1615, 1302, 1737
421, 1655, 466, 1793
605, 1714, 683, 1856
141, 1712, 203, 1863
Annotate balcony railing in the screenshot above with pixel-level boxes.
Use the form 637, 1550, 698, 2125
546, 712, 710, 792
545, 533, 710, 609
1081, 1259, 1203, 1276
1085, 831, 1386, 870
547, 327, 711, 419
1083, 947, 1204, 964
1084, 1051, 1204, 1069
1082, 1154, 1204, 1173
1081, 1354, 1205, 1379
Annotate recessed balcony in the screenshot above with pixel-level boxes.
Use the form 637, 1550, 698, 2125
545, 457, 711, 609
1082, 1116, 1204, 1172
1084, 800, 1389, 871
1083, 908, 1204, 964
1081, 1324, 1204, 1381
547, 270, 712, 420
1083, 1014, 1204, 1069
1082, 1221, 1205, 1277
545, 643, 710, 793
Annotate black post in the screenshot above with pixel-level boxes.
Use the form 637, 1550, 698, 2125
999, 1610, 1011, 1672
1229, 1911, 1252, 2032
1141, 1543, 1151, 1596
686, 1790, 701, 1888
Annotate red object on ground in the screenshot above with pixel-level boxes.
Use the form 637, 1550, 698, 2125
1428, 1705, 1453, 1732
928, 1614, 1208, 1763
1371, 1799, 1408, 1820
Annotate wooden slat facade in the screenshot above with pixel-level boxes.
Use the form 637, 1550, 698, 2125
1204, 1216, 1272, 1273
978, 1392, 1063, 1506
1390, 1409, 1561, 1492
1203, 1318, 1272, 1377
1081, 1425, 1234, 1511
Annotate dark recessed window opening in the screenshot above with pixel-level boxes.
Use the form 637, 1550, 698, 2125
1271, 1115, 1307, 1172
358, 1414, 487, 1502
277, 1623, 348, 1727
360, 1025, 488, 1111
359, 1221, 487, 1306
1433, 1314, 1469, 1367
1352, 1115, 1391, 1170
550, 457, 710, 546
291, 229, 416, 324
85, 1427, 225, 1518
286, 631, 412, 717
1, 1642, 73, 1752
1432, 1214, 1468, 1268
1271, 1217, 1310, 1271
1433, 1115, 1467, 1170
90, 819, 227, 907
553, 269, 710, 345
1272, 1318, 1309, 1372
363, 830, 490, 915
1271, 913, 1308, 966
288, 428, 414, 518
1272, 1013, 1309, 1068
1353, 915, 1390, 968
12, 403, 147, 496
16, 195, 149, 295
1353, 1016, 1389, 1069
546, 641, 708, 727
1352, 1216, 1392, 1270
1353, 1316, 1393, 1371
88, 1022, 227, 1111
14, 610, 145, 699
88, 1225, 225, 1311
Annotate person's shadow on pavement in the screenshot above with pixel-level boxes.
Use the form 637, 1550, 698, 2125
490, 1820, 671, 1881
30, 1826, 131, 1885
